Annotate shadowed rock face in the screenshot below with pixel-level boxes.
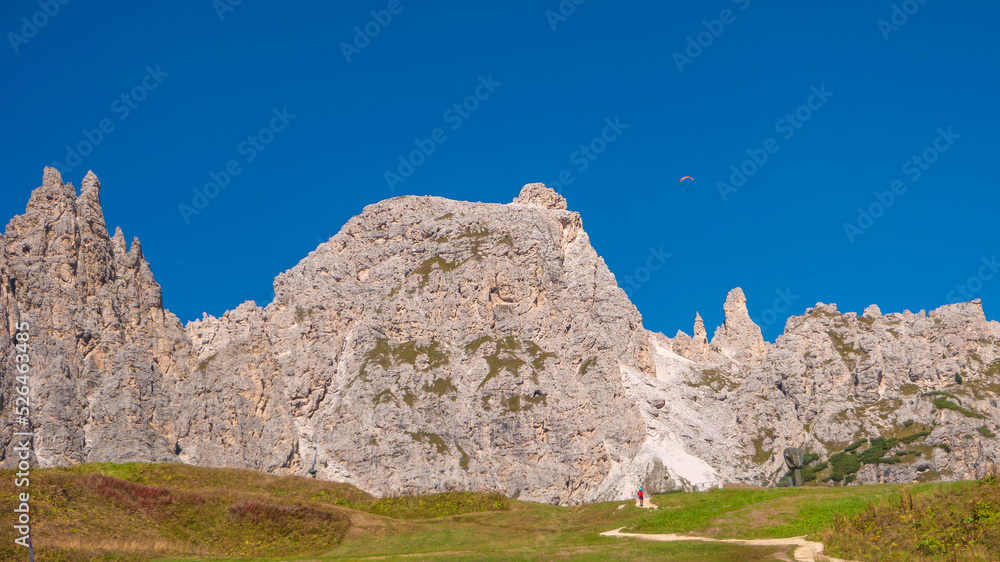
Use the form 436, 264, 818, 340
3, 169, 998, 500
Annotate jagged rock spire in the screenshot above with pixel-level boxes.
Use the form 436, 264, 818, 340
2, 169, 185, 469
42, 166, 63, 187
710, 287, 767, 363
693, 312, 707, 345
81, 170, 100, 193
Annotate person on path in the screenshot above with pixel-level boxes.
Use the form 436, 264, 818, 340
638, 487, 644, 507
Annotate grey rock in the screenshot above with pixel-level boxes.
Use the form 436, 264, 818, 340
3, 169, 998, 503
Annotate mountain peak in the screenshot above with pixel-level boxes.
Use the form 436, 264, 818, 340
511, 182, 567, 210
42, 166, 63, 187
710, 287, 767, 363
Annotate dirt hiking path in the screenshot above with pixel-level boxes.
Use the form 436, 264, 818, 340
600, 528, 855, 562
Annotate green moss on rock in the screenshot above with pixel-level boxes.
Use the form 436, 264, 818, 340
412, 256, 463, 287
456, 443, 470, 470
406, 431, 449, 454
423, 377, 458, 397
197, 353, 217, 372
827, 330, 862, 370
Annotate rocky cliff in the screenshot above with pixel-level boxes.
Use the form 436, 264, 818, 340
637, 291, 1000, 489
3, 169, 998, 503
1, 169, 190, 467
182, 182, 657, 503
2, 171, 658, 504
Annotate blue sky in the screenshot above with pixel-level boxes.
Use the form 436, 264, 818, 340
2, 0, 997, 339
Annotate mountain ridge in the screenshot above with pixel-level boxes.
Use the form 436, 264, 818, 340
3, 168, 998, 504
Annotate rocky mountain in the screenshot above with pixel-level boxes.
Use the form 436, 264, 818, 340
636, 290, 1000, 490
1, 169, 191, 466
3, 169, 999, 504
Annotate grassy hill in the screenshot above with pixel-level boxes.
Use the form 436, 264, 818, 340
0, 462, 997, 560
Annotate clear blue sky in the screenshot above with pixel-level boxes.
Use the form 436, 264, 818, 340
2, 0, 997, 339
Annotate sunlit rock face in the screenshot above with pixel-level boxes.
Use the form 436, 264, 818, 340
4, 170, 998, 503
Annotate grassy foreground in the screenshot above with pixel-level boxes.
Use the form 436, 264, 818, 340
0, 462, 996, 560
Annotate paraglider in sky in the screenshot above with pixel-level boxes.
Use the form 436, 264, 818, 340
679, 176, 693, 191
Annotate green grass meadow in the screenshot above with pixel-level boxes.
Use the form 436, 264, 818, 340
1, 462, 997, 561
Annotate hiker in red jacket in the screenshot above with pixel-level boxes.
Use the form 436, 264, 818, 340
638, 487, 644, 507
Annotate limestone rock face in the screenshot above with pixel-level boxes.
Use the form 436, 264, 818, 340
693, 312, 707, 346
642, 292, 1000, 487
0, 168, 191, 467
2, 175, 654, 505
188, 187, 654, 503
710, 288, 768, 364
511, 182, 567, 210
3, 170, 999, 500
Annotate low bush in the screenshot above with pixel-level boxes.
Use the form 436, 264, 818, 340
898, 429, 932, 444
933, 396, 986, 419
829, 452, 861, 482
364, 491, 510, 519
844, 438, 868, 452
858, 436, 900, 464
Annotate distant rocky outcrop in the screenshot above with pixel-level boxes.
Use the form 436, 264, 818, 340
3, 169, 998, 502
711, 288, 768, 365
641, 295, 1000, 487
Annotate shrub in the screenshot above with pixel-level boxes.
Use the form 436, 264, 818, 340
977, 425, 998, 438
801, 461, 829, 483
899, 430, 932, 444
903, 419, 914, 427
844, 438, 868, 452
859, 436, 901, 464
825, 467, 1000, 560
932, 396, 986, 419
89, 474, 173, 509
956, 373, 963, 384
830, 452, 861, 481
